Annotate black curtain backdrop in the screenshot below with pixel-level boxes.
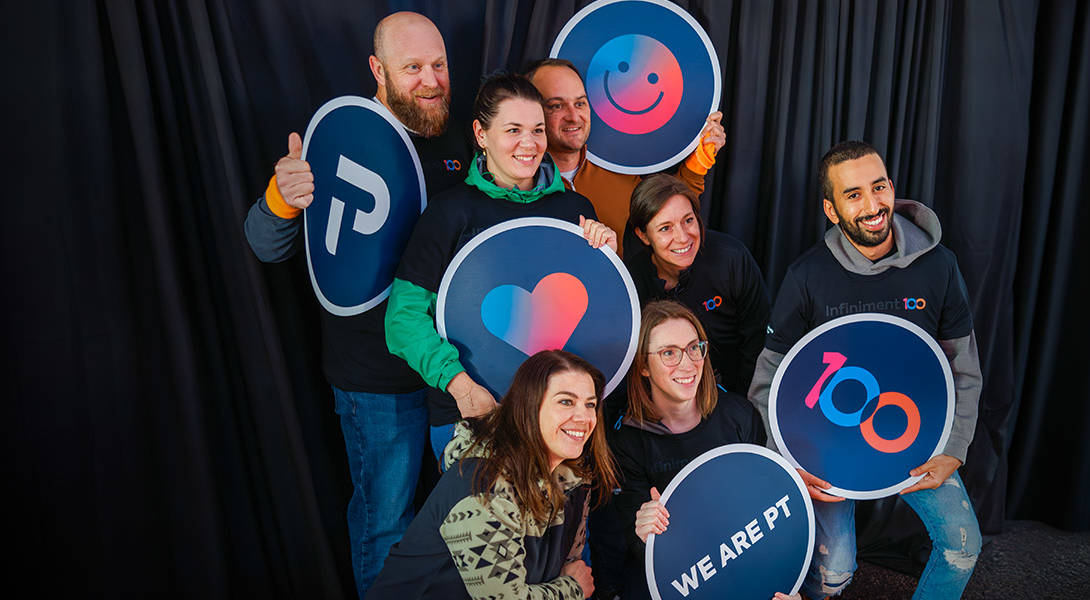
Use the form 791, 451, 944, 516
4, 1, 1086, 597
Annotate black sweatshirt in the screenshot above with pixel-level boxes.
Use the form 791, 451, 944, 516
625, 230, 771, 395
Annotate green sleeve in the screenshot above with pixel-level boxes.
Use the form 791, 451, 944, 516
385, 277, 466, 390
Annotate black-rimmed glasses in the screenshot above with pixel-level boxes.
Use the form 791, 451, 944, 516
648, 340, 707, 367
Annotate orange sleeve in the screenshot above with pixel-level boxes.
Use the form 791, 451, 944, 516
265, 175, 303, 220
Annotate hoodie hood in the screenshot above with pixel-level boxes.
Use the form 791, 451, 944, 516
621, 414, 675, 435
825, 199, 942, 275
442, 420, 583, 491
465, 152, 566, 203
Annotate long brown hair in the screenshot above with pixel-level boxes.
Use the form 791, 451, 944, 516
626, 301, 718, 424
464, 350, 619, 524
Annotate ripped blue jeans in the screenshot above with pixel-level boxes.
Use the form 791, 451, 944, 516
801, 471, 981, 599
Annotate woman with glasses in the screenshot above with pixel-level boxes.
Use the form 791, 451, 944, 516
625, 174, 770, 397
608, 300, 771, 599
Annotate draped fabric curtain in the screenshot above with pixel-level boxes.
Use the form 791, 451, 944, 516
5, 1, 1085, 597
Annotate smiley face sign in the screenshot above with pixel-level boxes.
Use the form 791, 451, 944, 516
586, 34, 684, 134
551, 0, 721, 174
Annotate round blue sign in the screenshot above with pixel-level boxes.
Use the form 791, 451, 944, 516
436, 217, 639, 398
302, 96, 425, 316
647, 444, 814, 600
550, 0, 721, 174
769, 314, 955, 499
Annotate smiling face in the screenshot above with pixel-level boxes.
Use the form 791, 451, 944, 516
585, 34, 683, 134
371, 14, 451, 137
635, 194, 701, 273
642, 318, 704, 407
538, 369, 598, 472
823, 153, 896, 259
474, 98, 547, 190
530, 65, 591, 155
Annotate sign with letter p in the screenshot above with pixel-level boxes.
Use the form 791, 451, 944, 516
302, 96, 425, 316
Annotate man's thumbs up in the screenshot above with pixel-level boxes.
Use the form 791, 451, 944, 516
274, 131, 314, 210
287, 132, 303, 159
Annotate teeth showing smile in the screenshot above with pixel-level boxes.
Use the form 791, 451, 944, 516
860, 213, 886, 228
671, 244, 693, 254
673, 375, 696, 385
514, 154, 536, 164
561, 428, 586, 440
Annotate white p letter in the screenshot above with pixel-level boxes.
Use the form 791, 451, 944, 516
325, 155, 390, 254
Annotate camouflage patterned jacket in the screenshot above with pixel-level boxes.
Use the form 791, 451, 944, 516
367, 422, 590, 599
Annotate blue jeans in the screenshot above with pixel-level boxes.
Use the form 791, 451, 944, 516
333, 387, 428, 598
801, 471, 981, 599
430, 423, 456, 469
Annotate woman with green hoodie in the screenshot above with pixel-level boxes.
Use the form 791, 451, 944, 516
385, 73, 616, 460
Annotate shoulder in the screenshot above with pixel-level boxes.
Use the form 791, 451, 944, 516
712, 388, 756, 420
698, 230, 761, 274
702, 229, 752, 257
550, 188, 595, 211
781, 240, 835, 285
919, 243, 960, 270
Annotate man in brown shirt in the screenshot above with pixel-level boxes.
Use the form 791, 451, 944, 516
526, 58, 725, 256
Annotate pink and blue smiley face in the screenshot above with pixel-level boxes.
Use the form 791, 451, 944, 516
585, 34, 683, 135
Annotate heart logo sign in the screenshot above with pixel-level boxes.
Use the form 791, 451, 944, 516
480, 272, 589, 356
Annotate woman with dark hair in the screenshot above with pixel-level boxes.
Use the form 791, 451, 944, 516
367, 350, 619, 599
385, 73, 616, 462
607, 300, 774, 599
625, 174, 770, 396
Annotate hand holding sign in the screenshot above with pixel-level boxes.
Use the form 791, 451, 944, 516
899, 454, 962, 495
560, 559, 594, 598
796, 468, 845, 503
275, 132, 315, 209
579, 215, 618, 252
446, 371, 498, 419
636, 486, 671, 543
700, 112, 725, 154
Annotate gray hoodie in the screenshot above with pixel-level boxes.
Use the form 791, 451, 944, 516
748, 199, 981, 464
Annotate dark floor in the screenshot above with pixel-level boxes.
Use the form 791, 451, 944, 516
841, 520, 1090, 598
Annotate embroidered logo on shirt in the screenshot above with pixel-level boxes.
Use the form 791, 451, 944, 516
702, 295, 722, 311
444, 159, 462, 172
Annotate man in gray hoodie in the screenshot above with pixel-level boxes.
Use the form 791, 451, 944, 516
748, 141, 982, 599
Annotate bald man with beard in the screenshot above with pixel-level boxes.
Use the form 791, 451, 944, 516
243, 12, 470, 598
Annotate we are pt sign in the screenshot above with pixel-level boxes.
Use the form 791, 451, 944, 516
646, 445, 813, 600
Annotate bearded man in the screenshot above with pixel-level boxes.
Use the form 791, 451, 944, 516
243, 11, 470, 598
748, 140, 983, 599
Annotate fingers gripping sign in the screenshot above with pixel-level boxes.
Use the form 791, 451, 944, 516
701, 111, 726, 155
636, 486, 671, 543
579, 215, 619, 253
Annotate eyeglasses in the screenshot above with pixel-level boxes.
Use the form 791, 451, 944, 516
648, 340, 707, 367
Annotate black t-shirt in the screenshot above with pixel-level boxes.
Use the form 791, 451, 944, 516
625, 230, 771, 395
320, 124, 472, 392
764, 242, 973, 355
395, 183, 597, 425
607, 389, 766, 600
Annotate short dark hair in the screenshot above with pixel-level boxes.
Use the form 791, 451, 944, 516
629, 173, 704, 243
819, 140, 880, 200
523, 58, 581, 81
472, 73, 545, 143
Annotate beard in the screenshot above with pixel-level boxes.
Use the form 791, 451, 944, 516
384, 72, 450, 138
835, 205, 892, 247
